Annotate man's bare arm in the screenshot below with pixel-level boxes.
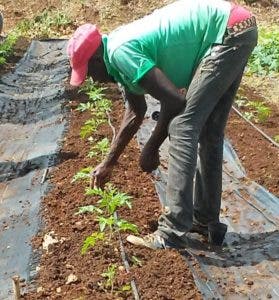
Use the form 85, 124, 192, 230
92, 89, 146, 187
105, 90, 147, 165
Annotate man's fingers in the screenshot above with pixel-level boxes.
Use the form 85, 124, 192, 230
90, 176, 93, 189
93, 176, 98, 189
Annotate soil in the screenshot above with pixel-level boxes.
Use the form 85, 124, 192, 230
226, 85, 279, 196
0, 0, 278, 299
22, 85, 201, 299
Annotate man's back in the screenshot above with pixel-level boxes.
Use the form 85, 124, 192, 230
103, 0, 231, 93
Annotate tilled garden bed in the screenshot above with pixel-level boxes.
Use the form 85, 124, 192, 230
23, 85, 201, 299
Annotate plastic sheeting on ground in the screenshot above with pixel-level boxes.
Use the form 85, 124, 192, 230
137, 95, 279, 299
0, 40, 69, 299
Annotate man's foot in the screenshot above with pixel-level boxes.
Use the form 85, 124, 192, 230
190, 221, 208, 236
127, 233, 178, 250
191, 221, 228, 246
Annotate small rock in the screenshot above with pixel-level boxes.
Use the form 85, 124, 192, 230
118, 265, 125, 272
66, 264, 74, 269
56, 287, 62, 293
42, 232, 59, 251
37, 286, 44, 293
66, 273, 78, 284
247, 280, 254, 286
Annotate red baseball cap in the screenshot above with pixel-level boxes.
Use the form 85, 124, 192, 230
67, 24, 102, 86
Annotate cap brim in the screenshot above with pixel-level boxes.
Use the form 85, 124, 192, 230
69, 64, 88, 86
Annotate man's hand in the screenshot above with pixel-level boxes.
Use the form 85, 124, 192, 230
139, 144, 160, 172
90, 162, 113, 188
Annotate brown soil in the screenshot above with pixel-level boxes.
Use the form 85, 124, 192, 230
23, 85, 201, 299
226, 85, 279, 196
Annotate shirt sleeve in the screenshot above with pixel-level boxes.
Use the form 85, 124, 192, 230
110, 41, 156, 87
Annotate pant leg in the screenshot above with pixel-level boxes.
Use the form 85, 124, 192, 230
157, 27, 258, 241
193, 72, 244, 226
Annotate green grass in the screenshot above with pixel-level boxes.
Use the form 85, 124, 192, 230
0, 9, 73, 65
247, 25, 279, 75
17, 10, 72, 39
0, 31, 18, 65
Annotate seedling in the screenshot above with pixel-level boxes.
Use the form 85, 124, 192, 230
81, 232, 105, 254
101, 264, 117, 294
274, 135, 279, 143
79, 78, 107, 100
97, 215, 138, 239
88, 138, 110, 159
72, 167, 93, 183
76, 102, 95, 112
94, 98, 112, 113
85, 184, 132, 214
248, 101, 271, 123
235, 96, 271, 123
80, 118, 105, 139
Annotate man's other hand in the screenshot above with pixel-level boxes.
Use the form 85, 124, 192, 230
140, 144, 160, 172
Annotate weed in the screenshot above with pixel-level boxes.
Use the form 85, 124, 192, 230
81, 232, 105, 254
72, 167, 93, 183
274, 135, 279, 143
0, 31, 18, 65
247, 26, 279, 75
17, 10, 73, 38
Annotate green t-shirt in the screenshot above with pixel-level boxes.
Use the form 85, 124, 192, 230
103, 0, 231, 94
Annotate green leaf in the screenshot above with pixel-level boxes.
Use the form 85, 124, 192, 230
97, 216, 115, 232
76, 102, 95, 112
75, 205, 103, 215
120, 284, 132, 292
81, 232, 104, 254
72, 167, 93, 183
116, 219, 138, 234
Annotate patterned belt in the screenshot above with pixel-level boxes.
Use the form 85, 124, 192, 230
227, 16, 257, 35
